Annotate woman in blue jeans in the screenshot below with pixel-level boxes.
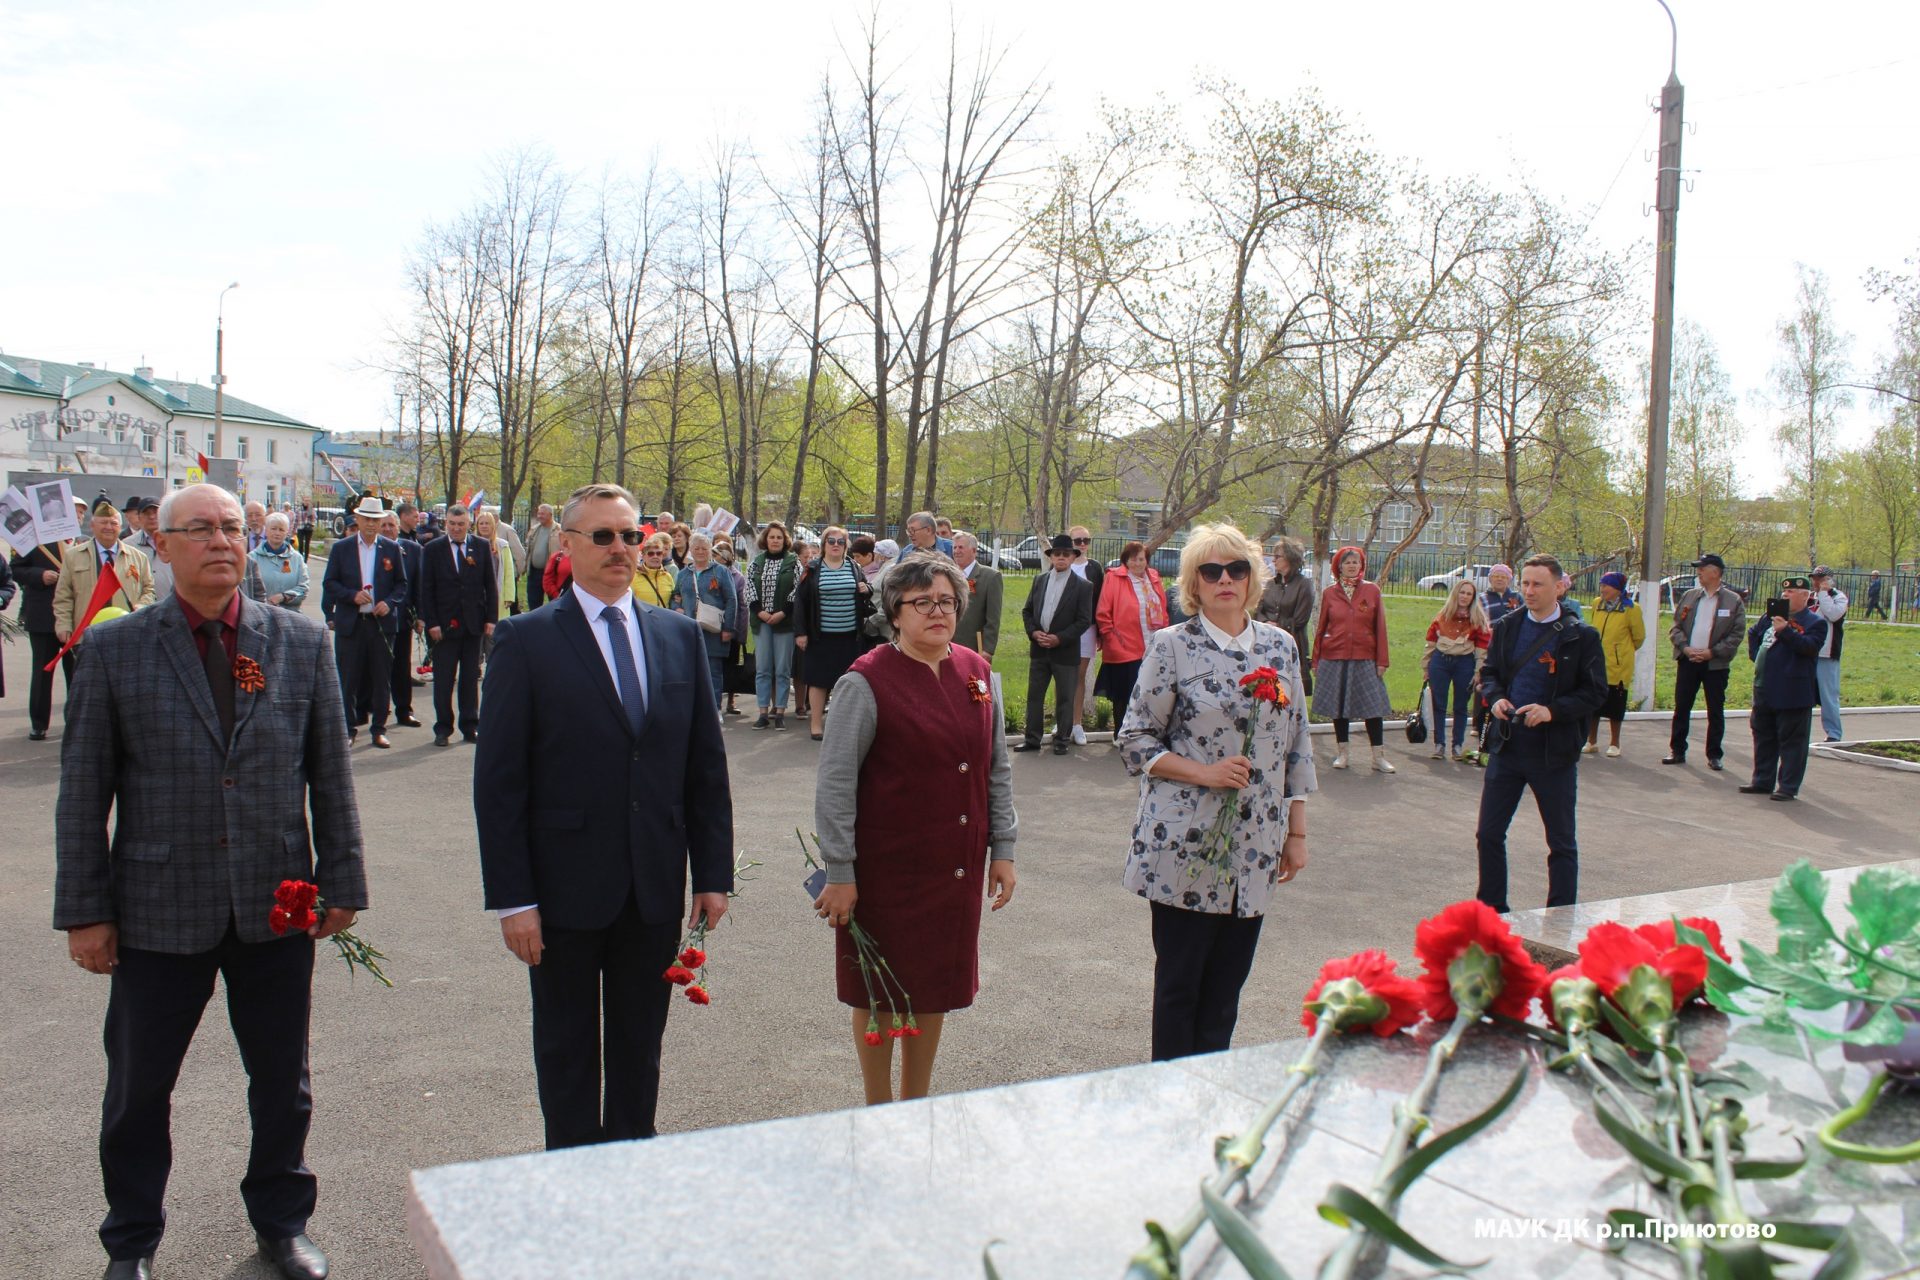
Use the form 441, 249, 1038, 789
676, 531, 737, 709
747, 521, 800, 729
1422, 581, 1490, 761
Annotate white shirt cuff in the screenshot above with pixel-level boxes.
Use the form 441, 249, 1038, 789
495, 904, 537, 919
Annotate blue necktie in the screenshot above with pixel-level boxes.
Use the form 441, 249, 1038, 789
600, 606, 646, 736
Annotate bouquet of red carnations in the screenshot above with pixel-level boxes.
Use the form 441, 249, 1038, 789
1191, 666, 1290, 881
268, 879, 391, 986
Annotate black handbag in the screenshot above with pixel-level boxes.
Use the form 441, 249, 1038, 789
1405, 680, 1430, 744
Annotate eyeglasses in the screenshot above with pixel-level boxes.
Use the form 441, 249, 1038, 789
565, 527, 645, 546
163, 521, 245, 542
1072, 537, 1090, 546
1196, 560, 1252, 583
642, 547, 665, 557
825, 536, 847, 545
901, 596, 960, 616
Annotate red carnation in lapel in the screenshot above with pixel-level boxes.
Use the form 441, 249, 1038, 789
382, 557, 393, 571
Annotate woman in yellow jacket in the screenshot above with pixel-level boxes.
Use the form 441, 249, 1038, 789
1586, 571, 1646, 758
632, 531, 678, 609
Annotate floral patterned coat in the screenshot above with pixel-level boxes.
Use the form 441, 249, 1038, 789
1118, 618, 1316, 917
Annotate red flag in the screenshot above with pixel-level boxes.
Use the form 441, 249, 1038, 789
45, 561, 124, 671
196, 451, 210, 472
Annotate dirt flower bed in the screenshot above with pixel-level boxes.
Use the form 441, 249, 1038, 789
1844, 739, 1920, 763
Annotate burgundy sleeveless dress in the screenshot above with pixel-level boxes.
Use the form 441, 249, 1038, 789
834, 643, 995, 1013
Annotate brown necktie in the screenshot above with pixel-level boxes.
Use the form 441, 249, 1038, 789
201, 620, 235, 742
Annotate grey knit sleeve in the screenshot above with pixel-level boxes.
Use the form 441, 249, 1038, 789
987, 684, 1017, 859
812, 673, 877, 884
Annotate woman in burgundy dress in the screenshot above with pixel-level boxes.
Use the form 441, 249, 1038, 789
812, 552, 1018, 1104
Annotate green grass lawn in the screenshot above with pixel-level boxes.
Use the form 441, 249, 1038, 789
981, 575, 1920, 734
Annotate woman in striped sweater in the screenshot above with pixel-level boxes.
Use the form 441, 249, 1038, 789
791, 525, 872, 741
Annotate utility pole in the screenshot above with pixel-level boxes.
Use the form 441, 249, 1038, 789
1633, 3, 1682, 712
212, 281, 239, 460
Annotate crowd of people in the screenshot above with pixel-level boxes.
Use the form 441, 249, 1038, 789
19, 478, 1886, 1280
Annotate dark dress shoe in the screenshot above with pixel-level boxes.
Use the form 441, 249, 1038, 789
28, 729, 48, 741
258, 1232, 330, 1280
1010, 740, 1042, 752
462, 732, 479, 743
1707, 757, 1725, 772
102, 1258, 153, 1280
370, 734, 392, 749
1770, 790, 1797, 802
396, 714, 423, 727
434, 734, 452, 747
1053, 741, 1070, 755
1738, 784, 1769, 794
1661, 753, 1686, 765
347, 730, 358, 745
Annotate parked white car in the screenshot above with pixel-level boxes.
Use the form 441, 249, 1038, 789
1417, 563, 1498, 592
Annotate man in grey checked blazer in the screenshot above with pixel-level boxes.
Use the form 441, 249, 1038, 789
56, 484, 368, 1280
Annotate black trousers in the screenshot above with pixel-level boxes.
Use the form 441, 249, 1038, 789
528, 894, 680, 1149
432, 633, 483, 738
28, 629, 75, 734
1475, 729, 1579, 914
1149, 902, 1264, 1061
295, 528, 312, 557
333, 622, 390, 733
1103, 659, 1142, 726
1024, 655, 1079, 745
388, 622, 416, 716
1670, 661, 1729, 760
1750, 698, 1813, 796
1332, 717, 1385, 746
99, 927, 316, 1259
525, 567, 548, 612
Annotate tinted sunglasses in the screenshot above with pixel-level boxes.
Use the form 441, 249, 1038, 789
1196, 560, 1252, 583
566, 527, 645, 546
1072, 537, 1090, 546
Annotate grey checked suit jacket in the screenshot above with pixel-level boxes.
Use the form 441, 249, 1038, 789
54, 594, 369, 954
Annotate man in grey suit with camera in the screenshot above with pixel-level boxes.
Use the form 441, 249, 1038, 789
56, 483, 368, 1280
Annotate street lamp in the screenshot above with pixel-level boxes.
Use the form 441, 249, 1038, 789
213, 281, 239, 460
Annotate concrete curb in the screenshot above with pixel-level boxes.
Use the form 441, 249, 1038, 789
1809, 742, 1920, 773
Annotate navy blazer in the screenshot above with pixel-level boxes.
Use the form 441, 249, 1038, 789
1747, 609, 1826, 710
474, 587, 734, 930
395, 536, 425, 622
419, 535, 498, 637
320, 534, 409, 635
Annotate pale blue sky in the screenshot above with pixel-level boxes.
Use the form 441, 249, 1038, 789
4, 0, 1913, 493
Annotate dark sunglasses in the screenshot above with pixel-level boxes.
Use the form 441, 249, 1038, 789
566, 527, 645, 546
1196, 560, 1252, 583
1072, 537, 1090, 546
825, 536, 847, 545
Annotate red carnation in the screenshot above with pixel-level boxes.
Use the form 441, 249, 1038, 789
269, 906, 293, 935
1300, 950, 1426, 1037
1543, 963, 1604, 1032
291, 906, 318, 932
903, 1023, 922, 1037
685, 985, 711, 1006
1238, 665, 1288, 706
679, 947, 707, 969
889, 1027, 907, 1039
275, 880, 320, 912
662, 964, 695, 986
1414, 900, 1548, 1022
1578, 922, 1706, 1007
1633, 916, 1730, 963
864, 1030, 883, 1046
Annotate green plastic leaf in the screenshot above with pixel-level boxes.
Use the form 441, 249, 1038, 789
1804, 1001, 1907, 1046
1758, 1220, 1845, 1250
983, 1239, 1006, 1280
1703, 1240, 1777, 1280
1740, 942, 1855, 1010
1200, 1180, 1292, 1280
1384, 1065, 1527, 1201
1810, 1224, 1862, 1280
1597, 996, 1657, 1051
1123, 1222, 1178, 1280
1317, 1183, 1484, 1273
1592, 1099, 1707, 1187
1703, 980, 1755, 1016
1848, 867, 1920, 952
1772, 859, 1838, 951
1602, 1209, 1666, 1254
1588, 1034, 1661, 1086
1733, 1138, 1807, 1180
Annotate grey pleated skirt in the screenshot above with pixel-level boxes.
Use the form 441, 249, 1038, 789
1311, 658, 1394, 721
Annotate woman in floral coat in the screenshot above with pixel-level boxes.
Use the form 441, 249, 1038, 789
1118, 523, 1316, 1062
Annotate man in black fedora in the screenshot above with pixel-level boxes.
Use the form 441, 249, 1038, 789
1014, 534, 1095, 755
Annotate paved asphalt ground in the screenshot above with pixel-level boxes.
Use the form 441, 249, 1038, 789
2, 604, 1916, 1279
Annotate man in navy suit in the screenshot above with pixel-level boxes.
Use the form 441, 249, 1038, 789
319, 497, 409, 748
475, 483, 734, 1149
380, 511, 426, 728
419, 503, 497, 747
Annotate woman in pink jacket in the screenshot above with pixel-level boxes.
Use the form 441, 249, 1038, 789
1094, 541, 1168, 722
1311, 545, 1394, 773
